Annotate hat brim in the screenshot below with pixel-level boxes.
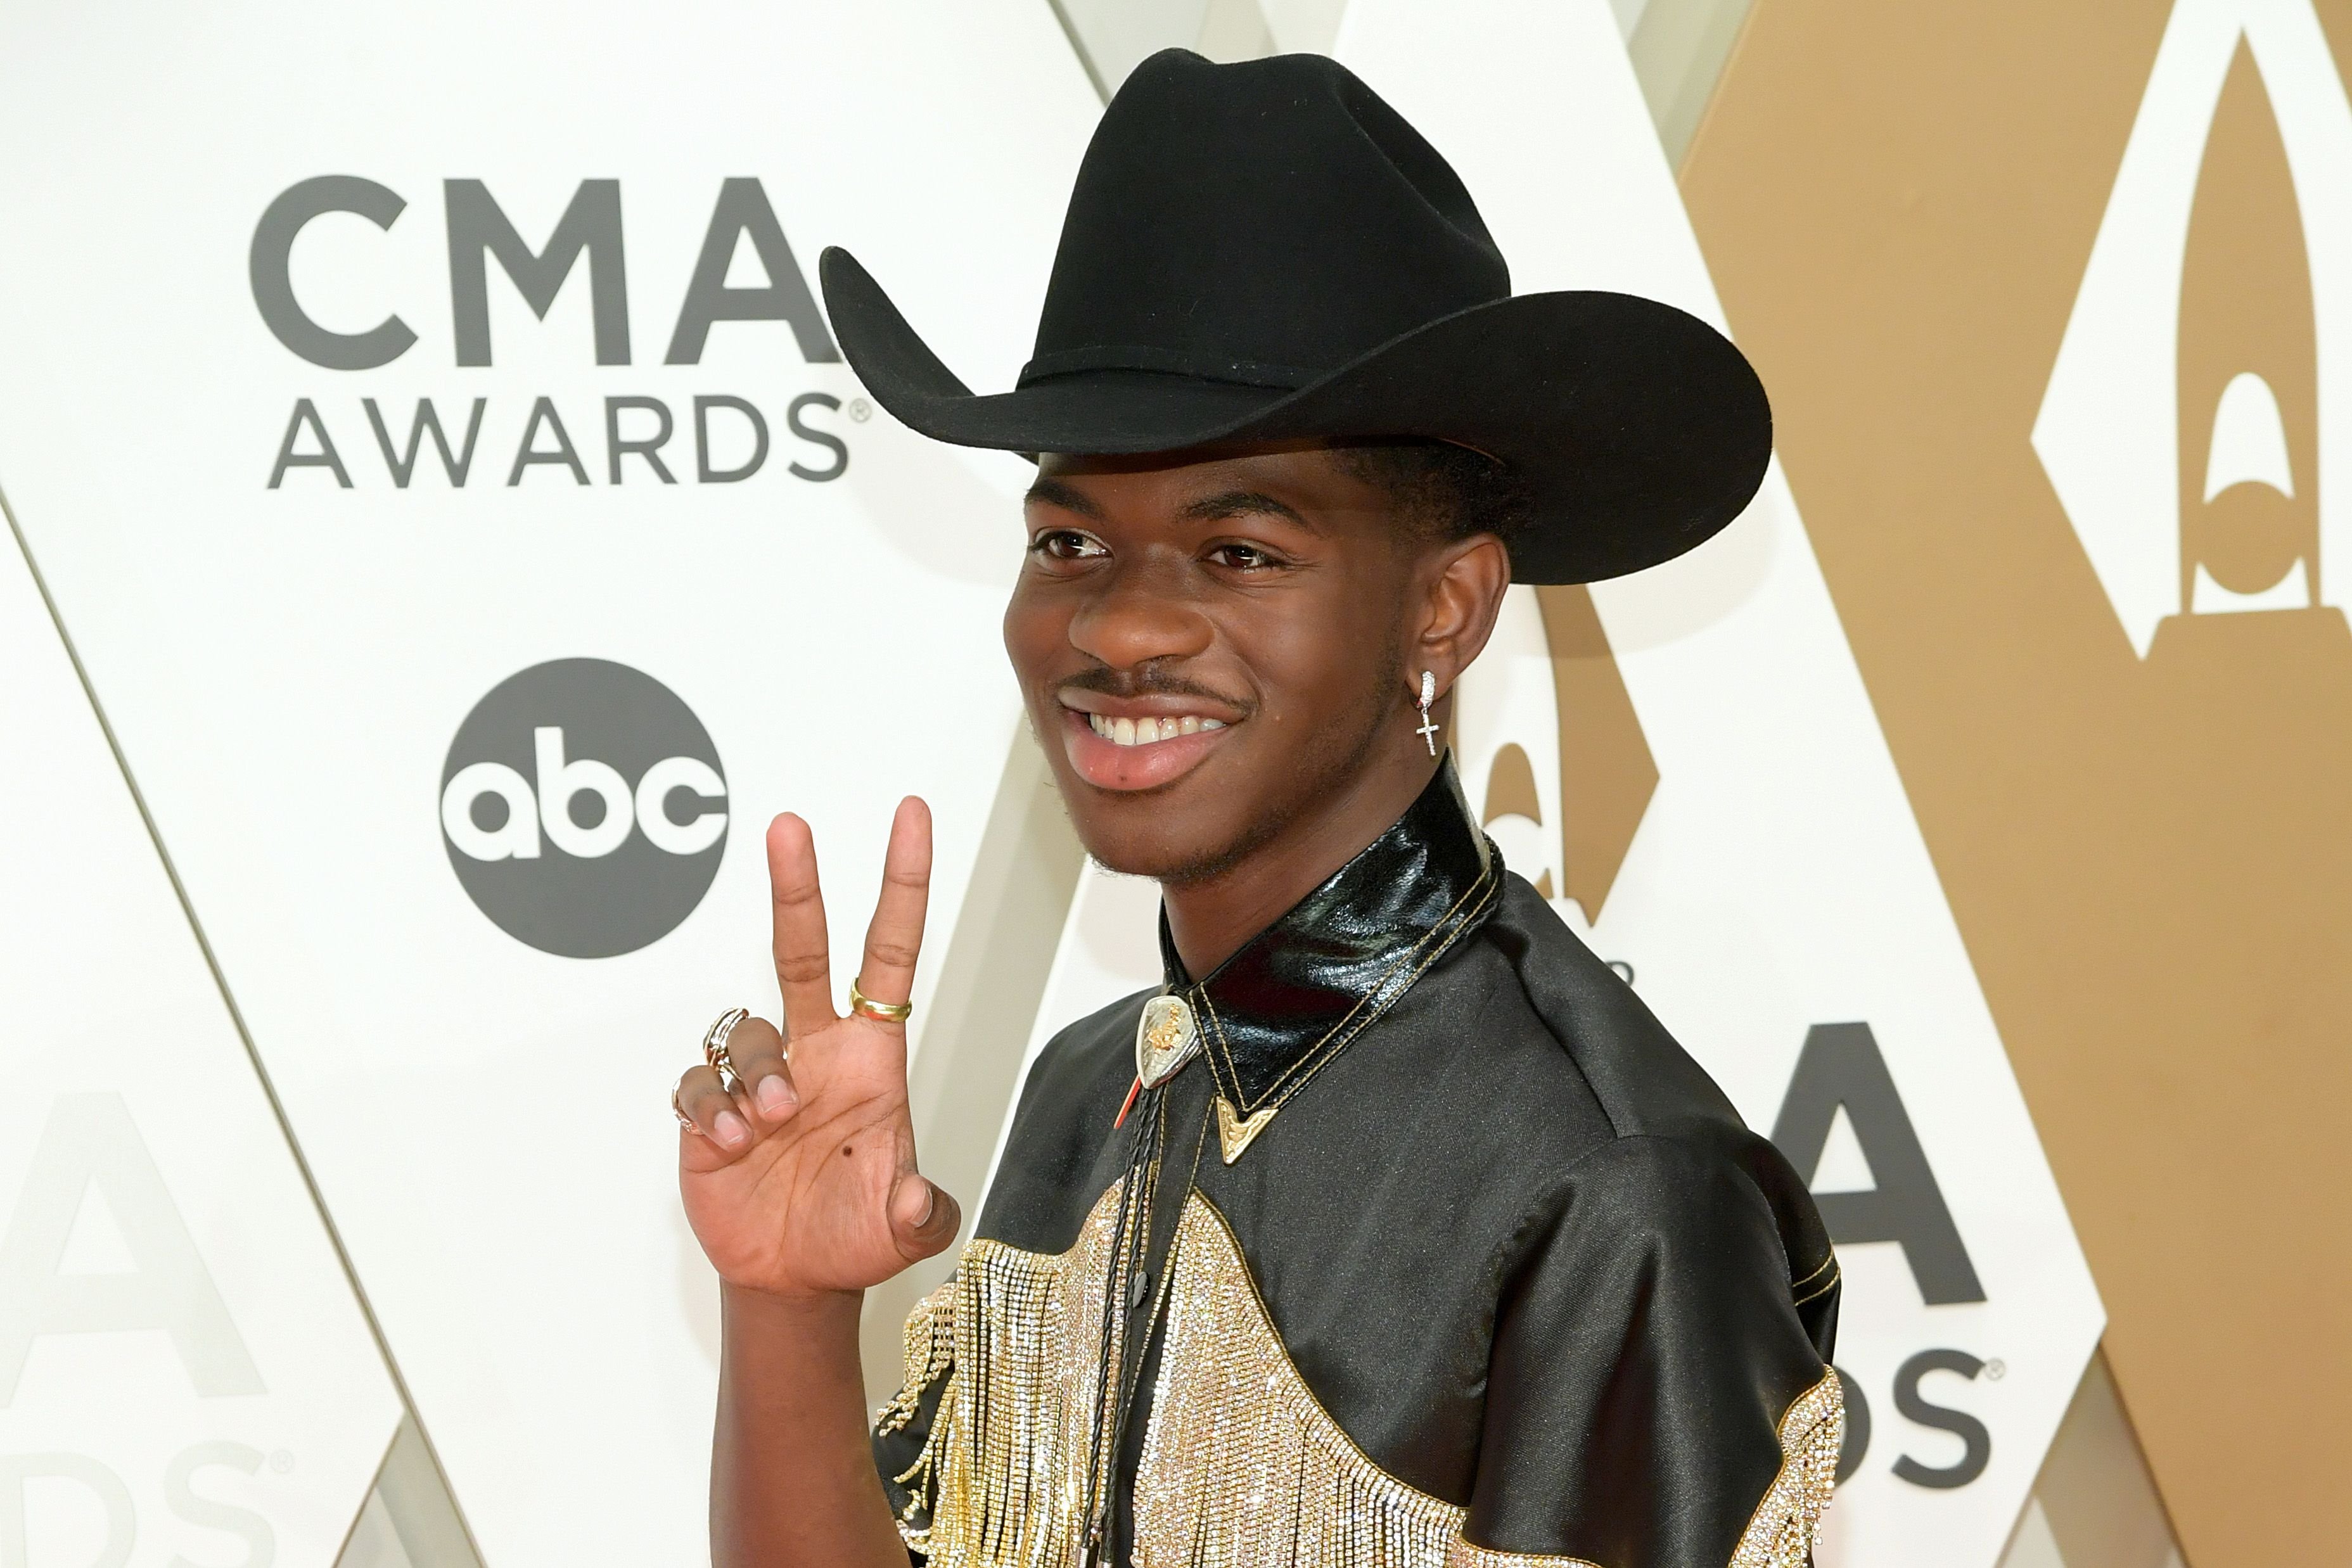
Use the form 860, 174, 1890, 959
821, 248, 1770, 585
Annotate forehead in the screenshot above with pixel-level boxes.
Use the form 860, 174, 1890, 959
1029, 442, 1395, 531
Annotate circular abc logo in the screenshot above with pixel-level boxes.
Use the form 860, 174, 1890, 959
440, 658, 726, 957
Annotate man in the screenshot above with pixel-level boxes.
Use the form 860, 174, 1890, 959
674, 49, 1841, 1568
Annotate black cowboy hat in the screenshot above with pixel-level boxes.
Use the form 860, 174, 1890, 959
819, 48, 1770, 585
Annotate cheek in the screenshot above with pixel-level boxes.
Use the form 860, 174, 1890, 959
1001, 583, 1061, 683
1228, 588, 1400, 729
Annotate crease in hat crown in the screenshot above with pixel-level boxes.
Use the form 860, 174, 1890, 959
1018, 49, 1510, 392
815, 47, 1777, 587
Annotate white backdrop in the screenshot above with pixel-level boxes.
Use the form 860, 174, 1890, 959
0, 525, 400, 1562
0, 1, 2101, 1563
0, 1, 1097, 1561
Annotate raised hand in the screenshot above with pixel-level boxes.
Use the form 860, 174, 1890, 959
677, 798, 961, 1299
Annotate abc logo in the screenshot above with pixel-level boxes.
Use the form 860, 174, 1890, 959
440, 658, 726, 957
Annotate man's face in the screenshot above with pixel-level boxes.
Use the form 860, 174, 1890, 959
1004, 443, 1436, 883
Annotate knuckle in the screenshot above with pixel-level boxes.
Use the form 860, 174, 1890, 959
774, 954, 829, 984
865, 938, 920, 970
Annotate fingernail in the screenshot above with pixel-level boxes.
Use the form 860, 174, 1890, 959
756, 1076, 795, 1116
714, 1111, 750, 1147
916, 1182, 938, 1227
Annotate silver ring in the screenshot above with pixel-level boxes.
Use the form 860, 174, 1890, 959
703, 1006, 750, 1089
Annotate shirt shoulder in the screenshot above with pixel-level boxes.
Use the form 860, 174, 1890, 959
969, 984, 1150, 1254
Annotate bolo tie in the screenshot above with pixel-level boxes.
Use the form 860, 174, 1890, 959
1077, 991, 1206, 1568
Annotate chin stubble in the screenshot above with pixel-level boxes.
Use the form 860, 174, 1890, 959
1132, 630, 1409, 889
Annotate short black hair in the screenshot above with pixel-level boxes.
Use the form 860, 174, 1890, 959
1334, 438, 1534, 552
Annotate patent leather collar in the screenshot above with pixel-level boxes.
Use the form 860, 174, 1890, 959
1158, 757, 1500, 1123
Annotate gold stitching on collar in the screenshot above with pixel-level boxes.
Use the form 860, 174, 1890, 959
1200, 865, 1500, 1161
1205, 855, 1500, 1113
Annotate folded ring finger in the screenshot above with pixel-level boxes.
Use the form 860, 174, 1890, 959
674, 1064, 753, 1152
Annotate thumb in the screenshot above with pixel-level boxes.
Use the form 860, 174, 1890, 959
890, 1175, 962, 1263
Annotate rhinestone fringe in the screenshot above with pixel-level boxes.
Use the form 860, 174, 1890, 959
888, 1182, 1126, 1565
883, 1185, 1841, 1568
1726, 1370, 1844, 1568
1134, 1194, 1471, 1567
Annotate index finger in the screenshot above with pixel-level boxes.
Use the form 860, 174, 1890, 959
853, 796, 932, 1016
767, 813, 837, 1039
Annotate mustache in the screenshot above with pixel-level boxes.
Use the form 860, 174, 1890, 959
1054, 664, 1246, 708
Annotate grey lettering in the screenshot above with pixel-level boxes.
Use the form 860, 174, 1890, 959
1891, 1349, 1991, 1489
694, 395, 767, 483
509, 397, 589, 486
1771, 1022, 1986, 1306
364, 397, 487, 487
446, 179, 630, 367
664, 178, 839, 364
605, 396, 677, 485
786, 392, 848, 481
250, 176, 416, 370
267, 399, 351, 489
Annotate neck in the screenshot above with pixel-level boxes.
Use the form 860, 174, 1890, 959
1162, 748, 1443, 978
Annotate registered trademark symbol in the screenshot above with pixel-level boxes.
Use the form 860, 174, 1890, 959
1984, 1359, 2007, 1381
269, 1450, 296, 1474
847, 397, 872, 423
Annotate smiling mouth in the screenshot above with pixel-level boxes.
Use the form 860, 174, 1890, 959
1083, 712, 1229, 747
1056, 698, 1239, 791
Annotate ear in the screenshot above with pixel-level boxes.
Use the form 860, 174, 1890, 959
1410, 533, 1511, 699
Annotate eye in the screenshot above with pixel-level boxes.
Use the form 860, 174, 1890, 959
1028, 528, 1108, 562
1206, 540, 1286, 572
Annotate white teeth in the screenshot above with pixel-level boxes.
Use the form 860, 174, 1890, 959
1082, 710, 1229, 746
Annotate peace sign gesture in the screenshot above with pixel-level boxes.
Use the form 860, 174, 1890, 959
676, 798, 961, 1299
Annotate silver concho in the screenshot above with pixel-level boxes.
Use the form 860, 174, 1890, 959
1134, 993, 1202, 1088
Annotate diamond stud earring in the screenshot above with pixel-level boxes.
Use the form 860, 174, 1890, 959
1416, 670, 1440, 755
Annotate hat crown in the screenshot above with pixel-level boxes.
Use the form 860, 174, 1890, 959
1022, 50, 1509, 392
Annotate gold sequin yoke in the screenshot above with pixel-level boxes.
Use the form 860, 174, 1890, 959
881, 1183, 1843, 1568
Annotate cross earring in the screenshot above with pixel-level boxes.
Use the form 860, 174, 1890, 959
1415, 670, 1440, 755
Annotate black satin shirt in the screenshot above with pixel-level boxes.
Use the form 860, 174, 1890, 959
875, 760, 1841, 1568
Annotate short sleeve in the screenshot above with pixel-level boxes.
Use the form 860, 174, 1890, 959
872, 1277, 956, 1560
1453, 1134, 1843, 1568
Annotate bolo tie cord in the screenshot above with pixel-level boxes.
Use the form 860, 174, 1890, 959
1079, 1085, 1214, 1567
1078, 1081, 1165, 1565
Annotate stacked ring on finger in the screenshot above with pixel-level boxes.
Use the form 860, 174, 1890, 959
672, 1083, 699, 1134
703, 1006, 751, 1090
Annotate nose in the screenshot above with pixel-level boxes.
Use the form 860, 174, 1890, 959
1064, 554, 1214, 670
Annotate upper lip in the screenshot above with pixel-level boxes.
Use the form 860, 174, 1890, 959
1056, 689, 1246, 724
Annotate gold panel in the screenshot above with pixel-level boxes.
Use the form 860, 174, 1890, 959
888, 1187, 1838, 1567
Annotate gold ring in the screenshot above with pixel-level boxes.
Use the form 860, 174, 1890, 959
672, 1083, 700, 1134
703, 1006, 750, 1087
848, 978, 913, 1024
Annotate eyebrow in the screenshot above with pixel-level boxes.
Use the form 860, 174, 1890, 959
1178, 488, 1320, 532
1023, 476, 1107, 521
1020, 478, 1325, 534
